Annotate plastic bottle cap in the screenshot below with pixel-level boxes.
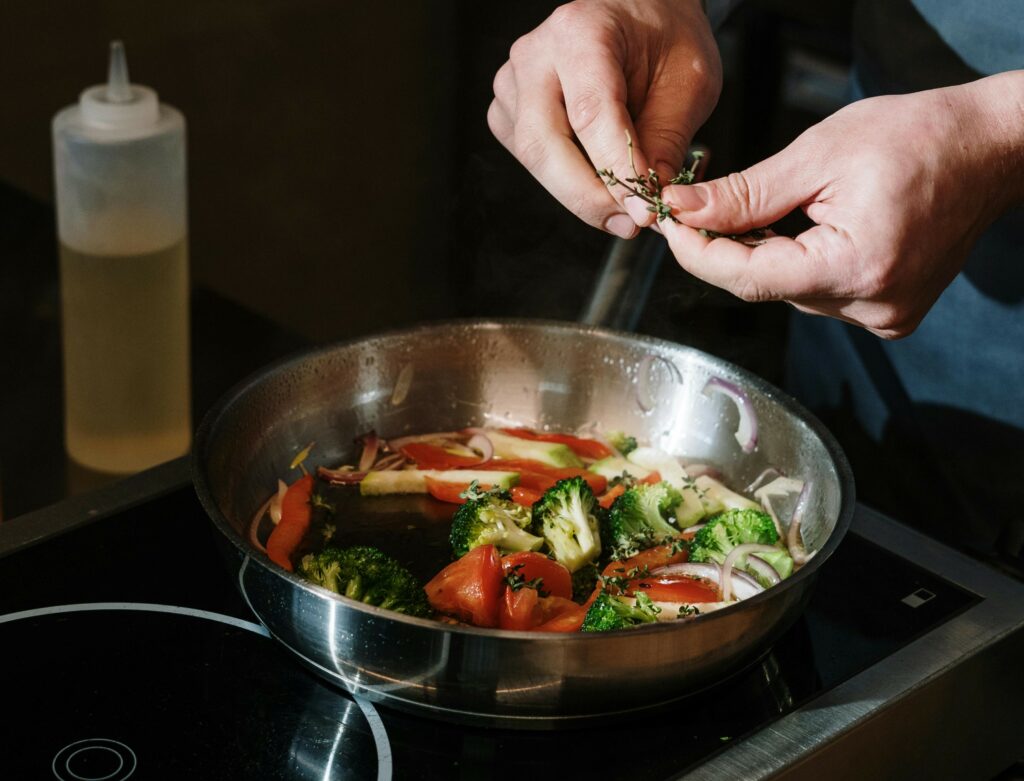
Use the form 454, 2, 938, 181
79, 41, 159, 129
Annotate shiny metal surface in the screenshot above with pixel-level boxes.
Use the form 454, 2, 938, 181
193, 319, 855, 724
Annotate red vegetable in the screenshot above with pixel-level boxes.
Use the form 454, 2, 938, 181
510, 486, 543, 507
400, 442, 481, 470
499, 586, 543, 630
424, 477, 498, 505
627, 574, 719, 603
501, 551, 573, 600
598, 483, 627, 509
501, 428, 613, 460
265, 474, 315, 572
424, 545, 504, 627
535, 598, 588, 632
478, 460, 607, 495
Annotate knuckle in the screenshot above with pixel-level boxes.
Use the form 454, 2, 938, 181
734, 276, 771, 303
508, 36, 532, 63
565, 89, 603, 135
513, 129, 549, 172
547, 2, 586, 32
722, 171, 759, 219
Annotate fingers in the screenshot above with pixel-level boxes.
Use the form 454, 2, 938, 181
663, 141, 823, 233
659, 220, 855, 302
490, 43, 638, 237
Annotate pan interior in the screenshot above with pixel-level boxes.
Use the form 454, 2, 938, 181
200, 321, 846, 581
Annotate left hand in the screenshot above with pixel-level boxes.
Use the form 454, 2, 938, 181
657, 71, 1024, 338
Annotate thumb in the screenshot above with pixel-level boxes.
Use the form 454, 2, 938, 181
663, 145, 820, 233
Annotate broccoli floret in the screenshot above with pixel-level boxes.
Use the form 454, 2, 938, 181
689, 508, 780, 565
581, 592, 661, 632
601, 481, 684, 559
571, 562, 600, 602
299, 545, 432, 617
607, 431, 638, 456
749, 548, 794, 582
449, 492, 544, 558
531, 476, 602, 573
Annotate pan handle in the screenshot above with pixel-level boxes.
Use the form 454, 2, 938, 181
578, 232, 667, 331
579, 146, 708, 331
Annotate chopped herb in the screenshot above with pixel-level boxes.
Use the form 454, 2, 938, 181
597, 131, 770, 245
504, 564, 548, 597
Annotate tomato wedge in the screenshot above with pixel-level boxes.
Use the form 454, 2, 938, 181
501, 429, 613, 460
510, 486, 543, 507
265, 474, 314, 572
535, 599, 589, 632
627, 574, 720, 603
425, 545, 504, 627
499, 586, 543, 630
501, 551, 573, 600
400, 442, 481, 470
601, 542, 690, 587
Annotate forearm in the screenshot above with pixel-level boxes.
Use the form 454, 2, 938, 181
958, 70, 1024, 212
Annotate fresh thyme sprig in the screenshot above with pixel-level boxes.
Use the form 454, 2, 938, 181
596, 131, 771, 246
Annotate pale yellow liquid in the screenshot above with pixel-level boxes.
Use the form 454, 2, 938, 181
60, 239, 191, 474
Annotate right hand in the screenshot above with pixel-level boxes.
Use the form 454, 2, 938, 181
488, 0, 722, 238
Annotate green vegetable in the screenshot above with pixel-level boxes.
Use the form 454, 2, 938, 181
606, 431, 638, 456
689, 508, 780, 564
749, 548, 794, 581
299, 545, 431, 617
581, 592, 661, 633
487, 430, 583, 468
601, 481, 683, 559
531, 476, 601, 573
588, 456, 650, 481
449, 491, 544, 558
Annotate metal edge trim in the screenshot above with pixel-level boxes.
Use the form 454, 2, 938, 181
682, 505, 1024, 779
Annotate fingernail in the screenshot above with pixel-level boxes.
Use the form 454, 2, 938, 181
624, 195, 653, 226
604, 213, 638, 239
668, 183, 708, 212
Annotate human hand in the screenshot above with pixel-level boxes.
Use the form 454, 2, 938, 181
488, 0, 722, 239
658, 71, 1024, 338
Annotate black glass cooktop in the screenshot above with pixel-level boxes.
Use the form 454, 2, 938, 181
0, 487, 979, 780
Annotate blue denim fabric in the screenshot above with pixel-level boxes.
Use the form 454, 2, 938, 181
910, 0, 1024, 75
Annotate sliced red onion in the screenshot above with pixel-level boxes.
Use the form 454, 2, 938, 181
721, 544, 781, 601
249, 498, 271, 553
703, 376, 758, 453
371, 453, 408, 472
787, 480, 815, 565
386, 431, 464, 451
317, 465, 367, 484
746, 555, 782, 588
356, 431, 380, 473
268, 479, 288, 525
746, 466, 783, 494
754, 476, 805, 538
681, 524, 706, 535
652, 562, 764, 601
465, 433, 494, 465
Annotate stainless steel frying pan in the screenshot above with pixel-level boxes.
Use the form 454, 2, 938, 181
193, 319, 854, 726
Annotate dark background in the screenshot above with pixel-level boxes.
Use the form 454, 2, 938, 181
0, 0, 853, 349
0, 1, 858, 516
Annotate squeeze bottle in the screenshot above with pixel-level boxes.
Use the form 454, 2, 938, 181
53, 41, 190, 474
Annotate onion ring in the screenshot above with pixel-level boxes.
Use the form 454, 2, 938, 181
703, 376, 758, 453
721, 543, 781, 601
